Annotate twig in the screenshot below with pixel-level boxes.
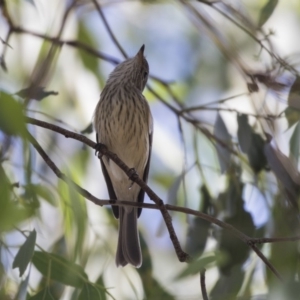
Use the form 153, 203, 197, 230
91, 0, 127, 58
24, 117, 294, 281
25, 117, 189, 263
200, 269, 208, 300
250, 236, 300, 244
180, 106, 277, 120
11, 26, 120, 65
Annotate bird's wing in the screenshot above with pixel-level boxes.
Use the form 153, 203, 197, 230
137, 110, 153, 218
97, 133, 119, 219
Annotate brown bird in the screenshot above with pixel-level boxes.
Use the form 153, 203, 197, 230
94, 45, 153, 267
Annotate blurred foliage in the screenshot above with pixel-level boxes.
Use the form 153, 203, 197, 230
1, 0, 300, 299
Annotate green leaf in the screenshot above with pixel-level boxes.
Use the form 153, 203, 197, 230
78, 283, 105, 300
290, 122, 300, 164
94, 275, 107, 300
0, 165, 35, 233
175, 254, 219, 279
16, 86, 58, 101
0, 92, 26, 137
237, 114, 252, 153
32, 251, 88, 288
285, 107, 300, 128
186, 185, 211, 258
24, 184, 56, 206
13, 229, 36, 276
28, 287, 57, 300
247, 133, 267, 174
258, 0, 279, 27
81, 122, 94, 134
237, 114, 267, 173
210, 266, 245, 300
77, 21, 99, 76
214, 113, 231, 173
288, 76, 300, 110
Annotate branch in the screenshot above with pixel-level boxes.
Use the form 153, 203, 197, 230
200, 269, 208, 300
26, 117, 189, 264
91, 0, 127, 58
10, 26, 120, 65
24, 117, 296, 281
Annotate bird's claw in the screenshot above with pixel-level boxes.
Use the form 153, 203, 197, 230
128, 168, 138, 189
95, 143, 106, 158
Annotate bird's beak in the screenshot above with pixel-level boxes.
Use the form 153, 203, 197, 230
136, 45, 145, 63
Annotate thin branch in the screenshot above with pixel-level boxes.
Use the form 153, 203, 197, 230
24, 117, 294, 281
250, 236, 300, 244
26, 131, 102, 206
11, 26, 120, 65
200, 269, 208, 300
25, 117, 189, 263
180, 106, 277, 120
91, 0, 127, 58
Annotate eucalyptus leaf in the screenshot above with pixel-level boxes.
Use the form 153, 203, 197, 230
175, 254, 218, 279
258, 0, 279, 27
285, 107, 300, 128
32, 251, 88, 288
0, 92, 26, 137
237, 114, 252, 153
13, 229, 36, 277
16, 86, 58, 101
289, 122, 300, 164
288, 76, 300, 110
78, 283, 104, 300
214, 113, 231, 173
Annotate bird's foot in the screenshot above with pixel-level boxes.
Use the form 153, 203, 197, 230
128, 168, 138, 189
95, 143, 107, 158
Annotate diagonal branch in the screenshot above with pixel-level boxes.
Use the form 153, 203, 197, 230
91, 0, 127, 58
24, 117, 297, 281
26, 117, 189, 263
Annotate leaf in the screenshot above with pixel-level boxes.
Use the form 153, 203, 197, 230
94, 275, 107, 300
219, 206, 254, 274
32, 251, 88, 288
24, 184, 56, 206
13, 229, 36, 276
78, 283, 105, 300
77, 21, 99, 76
186, 185, 211, 258
290, 122, 300, 164
0, 165, 34, 232
175, 254, 218, 279
285, 107, 300, 128
81, 122, 94, 134
258, 0, 279, 27
264, 136, 300, 207
214, 113, 231, 173
247, 133, 268, 173
237, 114, 267, 173
16, 86, 58, 101
0, 92, 27, 137
237, 114, 252, 153
288, 76, 300, 110
138, 235, 174, 299
210, 266, 245, 300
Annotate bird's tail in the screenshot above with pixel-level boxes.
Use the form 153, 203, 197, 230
115, 207, 142, 267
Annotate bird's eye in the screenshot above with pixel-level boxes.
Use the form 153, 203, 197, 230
143, 71, 148, 79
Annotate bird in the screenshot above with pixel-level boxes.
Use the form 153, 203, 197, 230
94, 45, 153, 267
